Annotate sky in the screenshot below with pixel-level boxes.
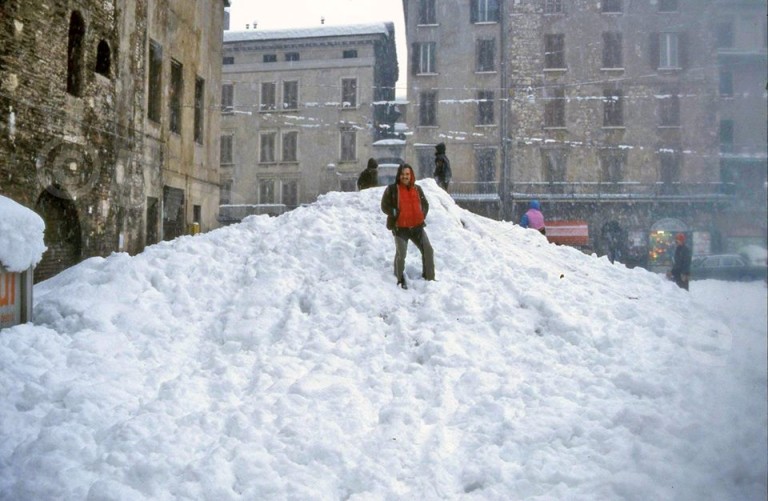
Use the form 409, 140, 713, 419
227, 0, 408, 98
1, 184, 767, 500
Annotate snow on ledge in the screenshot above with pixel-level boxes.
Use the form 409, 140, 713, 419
0, 195, 46, 272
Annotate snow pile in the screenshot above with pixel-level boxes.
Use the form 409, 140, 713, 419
0, 195, 46, 272
0, 180, 765, 500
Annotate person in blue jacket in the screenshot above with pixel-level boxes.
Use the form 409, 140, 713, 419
520, 200, 546, 235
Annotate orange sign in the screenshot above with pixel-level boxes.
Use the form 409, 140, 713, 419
0, 271, 21, 328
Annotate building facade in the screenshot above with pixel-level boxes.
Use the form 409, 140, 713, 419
0, 0, 227, 282
219, 23, 399, 222
403, 0, 766, 268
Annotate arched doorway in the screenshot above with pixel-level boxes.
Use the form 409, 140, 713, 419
34, 187, 82, 282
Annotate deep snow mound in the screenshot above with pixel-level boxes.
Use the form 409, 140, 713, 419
0, 180, 764, 500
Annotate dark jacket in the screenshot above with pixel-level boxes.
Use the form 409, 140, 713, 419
433, 143, 452, 188
381, 165, 429, 231
357, 158, 379, 190
671, 244, 692, 279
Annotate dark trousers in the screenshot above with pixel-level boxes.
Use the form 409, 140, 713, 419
393, 226, 434, 281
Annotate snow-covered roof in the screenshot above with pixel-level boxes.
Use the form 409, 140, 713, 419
0, 195, 46, 272
224, 22, 391, 44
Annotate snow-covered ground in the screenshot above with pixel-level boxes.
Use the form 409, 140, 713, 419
1, 180, 766, 500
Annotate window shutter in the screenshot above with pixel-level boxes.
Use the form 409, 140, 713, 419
649, 32, 659, 70
678, 32, 688, 69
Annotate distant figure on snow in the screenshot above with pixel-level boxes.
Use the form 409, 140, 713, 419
380, 164, 435, 289
520, 200, 546, 235
357, 158, 379, 190
668, 232, 691, 290
433, 142, 452, 191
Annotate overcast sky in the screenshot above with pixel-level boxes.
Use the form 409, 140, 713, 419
228, 0, 407, 97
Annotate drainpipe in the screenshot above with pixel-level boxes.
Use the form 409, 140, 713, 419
499, 0, 509, 220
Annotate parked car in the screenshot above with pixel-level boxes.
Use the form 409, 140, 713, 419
691, 254, 768, 282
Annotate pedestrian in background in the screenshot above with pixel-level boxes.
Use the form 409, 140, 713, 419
357, 158, 379, 190
433, 143, 452, 191
668, 233, 691, 290
520, 200, 546, 235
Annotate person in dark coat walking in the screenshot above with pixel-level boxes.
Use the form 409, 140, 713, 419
357, 158, 379, 190
380, 164, 435, 289
433, 143, 452, 191
669, 232, 692, 290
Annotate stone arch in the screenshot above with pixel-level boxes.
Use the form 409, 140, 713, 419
34, 187, 82, 282
95, 39, 111, 77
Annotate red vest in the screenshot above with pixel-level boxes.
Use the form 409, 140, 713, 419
396, 185, 425, 228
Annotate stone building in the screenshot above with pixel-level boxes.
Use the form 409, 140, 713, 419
0, 0, 227, 282
219, 23, 399, 222
403, 0, 766, 268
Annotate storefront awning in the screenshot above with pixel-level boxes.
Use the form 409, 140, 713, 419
547, 220, 589, 246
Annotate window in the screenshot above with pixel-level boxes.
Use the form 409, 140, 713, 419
260, 82, 276, 111
545, 34, 565, 69
599, 148, 626, 187
260, 132, 276, 162
343, 49, 358, 59
285, 52, 300, 61
259, 180, 276, 204
541, 148, 567, 193
477, 91, 494, 125
720, 120, 734, 153
220, 135, 233, 165
471, 0, 499, 23
475, 148, 496, 193
716, 22, 734, 49
193, 205, 201, 224
223, 56, 234, 65
147, 40, 162, 122
194, 77, 204, 143
544, 87, 565, 128
603, 89, 623, 127
95, 40, 111, 76
282, 131, 298, 162
476, 39, 496, 72
658, 0, 678, 12
719, 70, 733, 97
341, 78, 357, 108
601, 0, 622, 13
658, 89, 680, 127
419, 91, 437, 126
219, 180, 232, 205
602, 32, 623, 68
282, 181, 298, 207
419, 0, 437, 24
659, 33, 680, 68
67, 11, 85, 96
412, 42, 437, 74
283, 80, 298, 110
544, 0, 563, 14
341, 128, 356, 162
221, 83, 234, 112
659, 150, 680, 193
169, 60, 183, 134
263, 54, 277, 63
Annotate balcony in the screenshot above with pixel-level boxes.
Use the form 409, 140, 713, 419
510, 181, 735, 203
